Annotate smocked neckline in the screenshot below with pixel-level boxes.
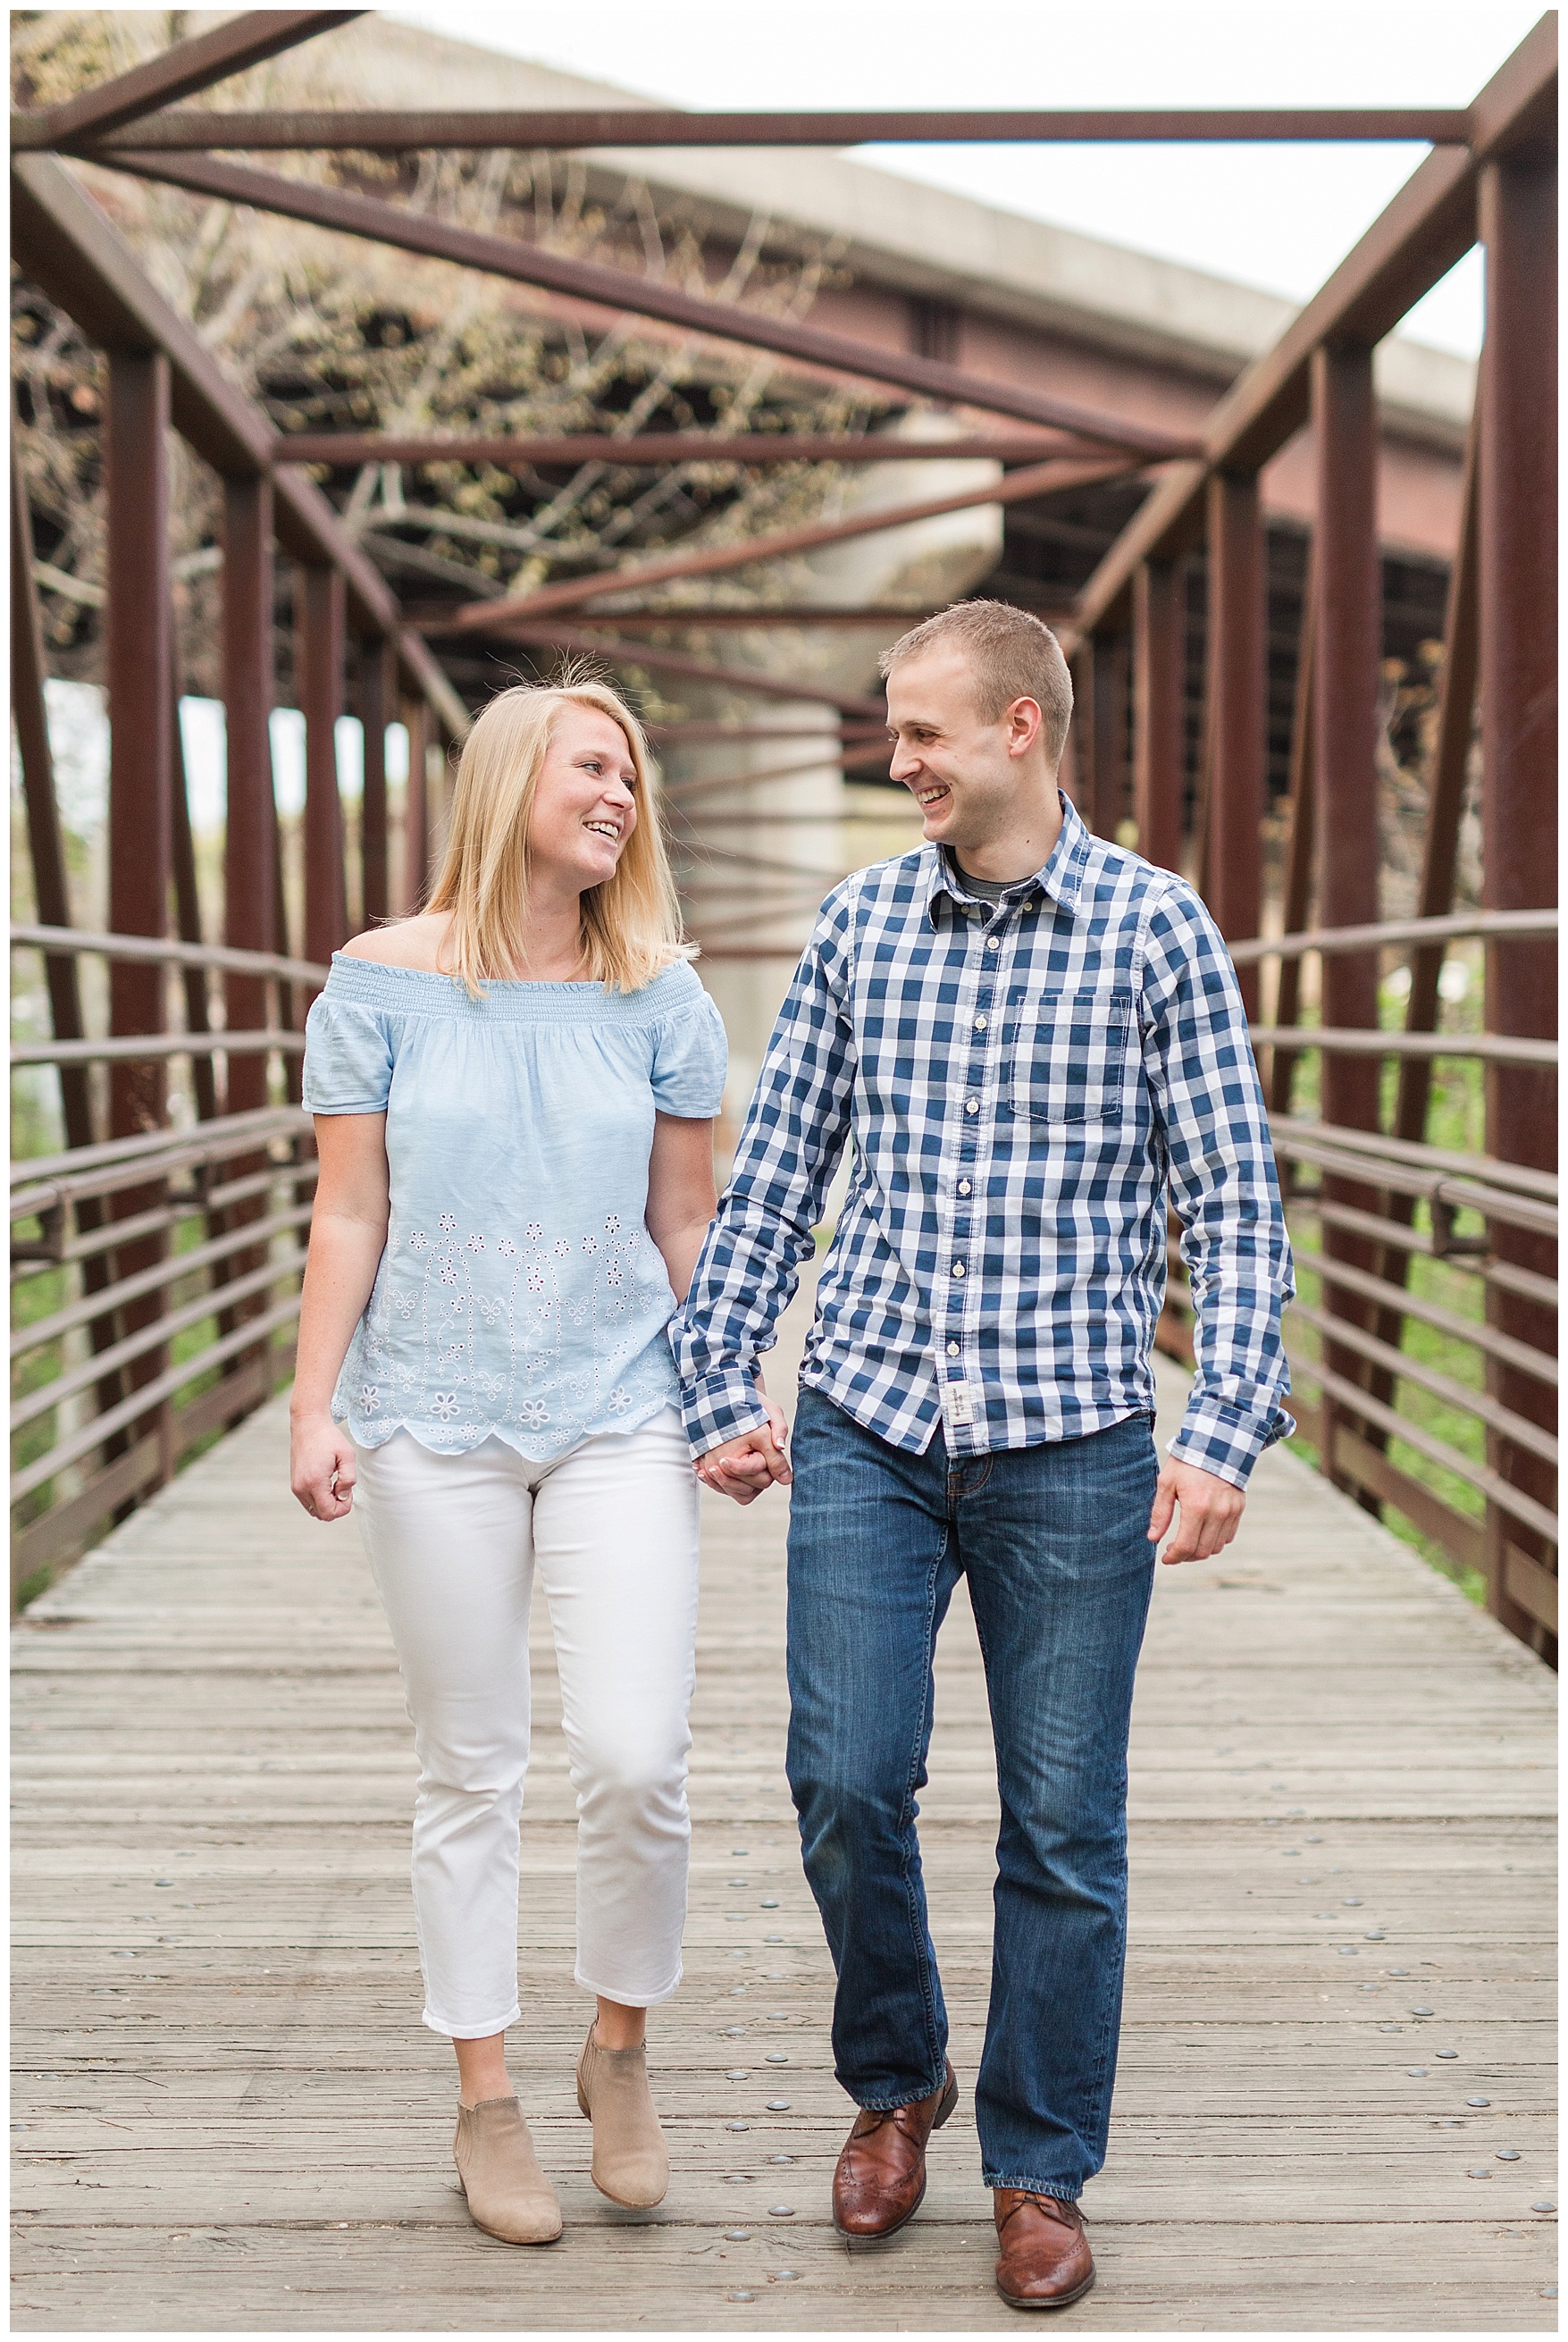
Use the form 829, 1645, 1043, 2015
332, 952, 601, 993
323, 952, 696, 1020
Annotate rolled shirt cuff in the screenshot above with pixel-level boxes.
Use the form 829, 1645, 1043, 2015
680, 1365, 772, 1459
1166, 1389, 1295, 1491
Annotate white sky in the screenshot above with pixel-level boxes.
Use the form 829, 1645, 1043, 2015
392, 3, 1545, 357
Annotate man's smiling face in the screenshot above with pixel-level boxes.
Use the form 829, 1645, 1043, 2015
885, 644, 1040, 860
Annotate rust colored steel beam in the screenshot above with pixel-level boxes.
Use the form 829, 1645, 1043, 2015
454, 457, 1133, 630
91, 150, 1198, 460
9, 155, 465, 739
646, 720, 874, 744
666, 739, 894, 810
1479, 147, 1557, 1641
275, 430, 1108, 467
105, 348, 173, 1455
11, 440, 94, 1151
402, 698, 430, 914
1204, 472, 1265, 1005
1268, 551, 1317, 1118
1393, 407, 1480, 1147
1069, 18, 1557, 638
1084, 634, 1129, 840
359, 639, 393, 926
1311, 340, 1385, 1504
430, 623, 889, 721
1312, 345, 1383, 1134
299, 567, 349, 970
1368, 415, 1480, 1448
1131, 558, 1185, 876
431, 617, 888, 721
106, 350, 172, 1141
75, 105, 1473, 153
222, 475, 276, 1117
11, 13, 363, 150
407, 600, 1068, 633
218, 479, 277, 1372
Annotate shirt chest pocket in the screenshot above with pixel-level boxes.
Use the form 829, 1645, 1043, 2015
1002, 987, 1135, 1124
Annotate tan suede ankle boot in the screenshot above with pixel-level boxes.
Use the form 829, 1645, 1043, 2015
575, 2023, 669, 2208
453, 2095, 563, 2244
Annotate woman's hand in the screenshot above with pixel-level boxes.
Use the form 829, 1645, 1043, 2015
290, 1411, 358, 1522
693, 1395, 792, 1507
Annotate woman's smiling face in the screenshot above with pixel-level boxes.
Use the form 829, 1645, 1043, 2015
525, 704, 641, 895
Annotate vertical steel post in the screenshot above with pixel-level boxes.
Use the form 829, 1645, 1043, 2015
359, 638, 392, 926
12, 436, 124, 1461
1088, 633, 1129, 838
298, 563, 348, 974
106, 350, 172, 1131
1204, 471, 1265, 1012
1132, 557, 1186, 874
1480, 150, 1557, 1650
11, 439, 94, 1150
1311, 342, 1384, 1502
105, 348, 173, 1461
402, 694, 430, 911
1269, 558, 1317, 1116
220, 474, 279, 1391
223, 475, 275, 1109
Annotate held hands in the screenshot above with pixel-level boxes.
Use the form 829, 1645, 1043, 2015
290, 1411, 358, 1523
1147, 1456, 1245, 1564
694, 1397, 792, 1507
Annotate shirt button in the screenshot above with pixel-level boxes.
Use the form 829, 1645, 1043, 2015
947, 1341, 960, 1356
985, 936, 1000, 950
958, 1179, 971, 1195
974, 1015, 987, 1031
965, 1098, 979, 1115
952, 1262, 967, 1278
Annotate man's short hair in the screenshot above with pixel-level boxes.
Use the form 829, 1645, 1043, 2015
878, 600, 1074, 768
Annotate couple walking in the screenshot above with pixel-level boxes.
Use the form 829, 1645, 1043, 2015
290, 602, 1292, 2312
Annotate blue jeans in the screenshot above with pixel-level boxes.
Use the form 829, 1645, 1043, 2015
784, 1389, 1158, 2199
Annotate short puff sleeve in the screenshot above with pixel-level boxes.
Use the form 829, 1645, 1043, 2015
302, 994, 395, 1114
650, 973, 727, 1117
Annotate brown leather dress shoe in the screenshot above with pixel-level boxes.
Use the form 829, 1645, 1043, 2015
994, 2189, 1094, 2310
832, 2063, 959, 2239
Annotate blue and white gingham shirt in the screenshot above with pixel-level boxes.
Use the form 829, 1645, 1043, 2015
673, 794, 1294, 1489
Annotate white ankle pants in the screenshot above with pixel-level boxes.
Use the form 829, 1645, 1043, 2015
353, 1408, 700, 2039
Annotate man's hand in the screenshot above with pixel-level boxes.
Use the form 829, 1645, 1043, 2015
694, 1398, 792, 1507
1147, 1456, 1244, 1565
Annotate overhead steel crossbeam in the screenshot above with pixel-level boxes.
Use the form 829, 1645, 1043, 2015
403, 601, 1066, 632
1068, 14, 1558, 640
274, 430, 1122, 466
435, 617, 890, 721
449, 456, 1137, 630
11, 154, 465, 737
37, 105, 1474, 153
81, 149, 1195, 458
11, 12, 363, 148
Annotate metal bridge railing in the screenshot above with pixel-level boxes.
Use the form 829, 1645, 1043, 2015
1156, 905, 1558, 1646
12, 912, 1559, 1647
10, 928, 327, 1600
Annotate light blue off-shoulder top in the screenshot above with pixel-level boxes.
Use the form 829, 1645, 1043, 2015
302, 953, 727, 1459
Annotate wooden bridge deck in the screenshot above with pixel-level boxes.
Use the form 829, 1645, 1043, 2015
12, 1284, 1558, 2332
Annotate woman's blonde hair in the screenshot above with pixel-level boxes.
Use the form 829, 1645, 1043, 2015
424, 676, 691, 995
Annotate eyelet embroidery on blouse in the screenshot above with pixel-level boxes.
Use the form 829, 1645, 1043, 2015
343, 1207, 672, 1456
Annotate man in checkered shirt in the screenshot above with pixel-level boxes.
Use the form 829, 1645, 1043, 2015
672, 601, 1293, 2312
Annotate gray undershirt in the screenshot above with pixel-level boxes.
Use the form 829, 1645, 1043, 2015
946, 856, 1013, 903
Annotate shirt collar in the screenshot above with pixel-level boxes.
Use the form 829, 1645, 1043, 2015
924, 790, 1090, 927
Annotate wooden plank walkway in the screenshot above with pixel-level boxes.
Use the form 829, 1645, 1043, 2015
12, 1279, 1558, 2331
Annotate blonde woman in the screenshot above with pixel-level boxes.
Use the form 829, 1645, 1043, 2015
289, 680, 774, 2244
